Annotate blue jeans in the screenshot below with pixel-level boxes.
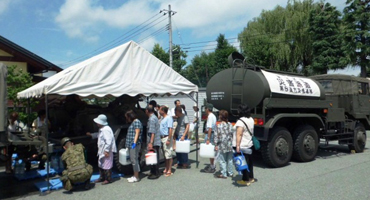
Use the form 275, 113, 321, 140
218, 151, 234, 177
176, 152, 189, 165
176, 135, 189, 165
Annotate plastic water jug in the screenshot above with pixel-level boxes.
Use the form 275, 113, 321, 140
234, 153, 249, 172
48, 143, 54, 153
19, 161, 25, 175
145, 151, 157, 165
199, 143, 215, 158
176, 140, 190, 153
51, 156, 59, 171
119, 148, 131, 165
14, 160, 20, 174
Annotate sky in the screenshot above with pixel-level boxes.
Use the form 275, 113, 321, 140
0, 0, 358, 75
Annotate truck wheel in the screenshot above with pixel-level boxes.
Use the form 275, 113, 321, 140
292, 125, 318, 162
261, 127, 293, 167
114, 132, 146, 175
348, 123, 366, 153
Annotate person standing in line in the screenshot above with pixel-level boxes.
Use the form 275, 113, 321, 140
170, 100, 183, 119
60, 137, 93, 192
192, 105, 200, 144
149, 100, 159, 118
125, 110, 143, 183
159, 106, 174, 177
146, 105, 161, 179
214, 110, 234, 179
180, 104, 187, 116
174, 106, 190, 169
234, 104, 257, 186
202, 103, 217, 173
86, 114, 117, 185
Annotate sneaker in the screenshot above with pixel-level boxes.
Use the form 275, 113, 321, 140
203, 165, 211, 170
203, 167, 216, 173
227, 174, 234, 177
236, 180, 251, 186
127, 176, 135, 182
128, 177, 139, 183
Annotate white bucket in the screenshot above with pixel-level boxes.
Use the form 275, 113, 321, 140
199, 143, 215, 158
176, 140, 190, 153
119, 148, 131, 165
145, 151, 157, 165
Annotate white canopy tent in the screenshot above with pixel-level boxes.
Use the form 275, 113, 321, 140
17, 41, 200, 192
18, 41, 198, 98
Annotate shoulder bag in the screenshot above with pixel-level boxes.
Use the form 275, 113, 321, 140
239, 119, 261, 150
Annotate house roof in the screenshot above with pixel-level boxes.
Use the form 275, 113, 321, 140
0, 35, 62, 74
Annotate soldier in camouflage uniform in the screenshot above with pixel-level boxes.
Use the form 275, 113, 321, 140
60, 137, 93, 192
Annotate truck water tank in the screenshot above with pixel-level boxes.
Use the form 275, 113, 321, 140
207, 68, 325, 111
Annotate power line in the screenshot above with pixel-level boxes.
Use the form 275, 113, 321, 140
137, 25, 169, 44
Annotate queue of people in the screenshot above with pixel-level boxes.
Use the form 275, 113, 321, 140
5, 100, 257, 192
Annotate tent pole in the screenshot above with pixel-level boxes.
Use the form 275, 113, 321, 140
45, 95, 50, 193
195, 92, 199, 168
27, 98, 30, 135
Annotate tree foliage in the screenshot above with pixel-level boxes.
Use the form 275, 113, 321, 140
151, 43, 169, 65
342, 0, 370, 78
238, 0, 321, 75
151, 43, 187, 74
309, 2, 345, 74
7, 65, 38, 123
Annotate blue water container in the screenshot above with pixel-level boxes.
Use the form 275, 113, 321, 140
233, 153, 249, 172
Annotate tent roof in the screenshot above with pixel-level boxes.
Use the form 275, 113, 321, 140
17, 41, 198, 99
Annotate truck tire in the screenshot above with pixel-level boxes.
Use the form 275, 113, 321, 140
348, 123, 366, 153
292, 125, 318, 162
114, 131, 146, 175
261, 127, 293, 167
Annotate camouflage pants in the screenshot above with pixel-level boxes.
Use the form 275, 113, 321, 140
61, 164, 93, 191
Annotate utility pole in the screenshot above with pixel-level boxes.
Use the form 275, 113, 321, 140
161, 5, 176, 68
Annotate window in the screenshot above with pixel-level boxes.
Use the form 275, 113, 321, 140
318, 80, 333, 93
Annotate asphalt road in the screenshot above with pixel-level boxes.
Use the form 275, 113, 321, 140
3, 135, 370, 200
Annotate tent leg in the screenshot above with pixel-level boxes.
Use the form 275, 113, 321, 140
195, 92, 199, 169
45, 95, 50, 192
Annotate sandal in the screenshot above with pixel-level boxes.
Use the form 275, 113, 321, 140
250, 178, 258, 183
164, 172, 173, 177
214, 174, 227, 179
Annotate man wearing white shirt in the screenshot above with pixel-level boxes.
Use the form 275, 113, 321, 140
202, 104, 217, 173
169, 100, 184, 119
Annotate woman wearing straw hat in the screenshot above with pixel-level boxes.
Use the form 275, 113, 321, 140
86, 114, 117, 185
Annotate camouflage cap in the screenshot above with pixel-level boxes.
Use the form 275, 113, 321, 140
61, 137, 71, 146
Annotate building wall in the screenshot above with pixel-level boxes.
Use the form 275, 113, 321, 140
139, 88, 208, 133
0, 49, 28, 73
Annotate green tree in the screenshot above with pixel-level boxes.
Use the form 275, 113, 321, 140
213, 34, 238, 74
172, 44, 187, 74
342, 0, 370, 78
151, 43, 187, 74
309, 2, 345, 74
151, 43, 169, 65
238, 0, 320, 74
7, 65, 37, 123
182, 52, 215, 87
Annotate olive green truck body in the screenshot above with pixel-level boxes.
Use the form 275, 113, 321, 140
206, 53, 368, 167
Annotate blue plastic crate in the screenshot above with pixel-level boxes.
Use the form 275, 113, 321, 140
14, 170, 40, 180
35, 178, 63, 193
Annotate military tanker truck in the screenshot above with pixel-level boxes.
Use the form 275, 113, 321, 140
206, 52, 368, 167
